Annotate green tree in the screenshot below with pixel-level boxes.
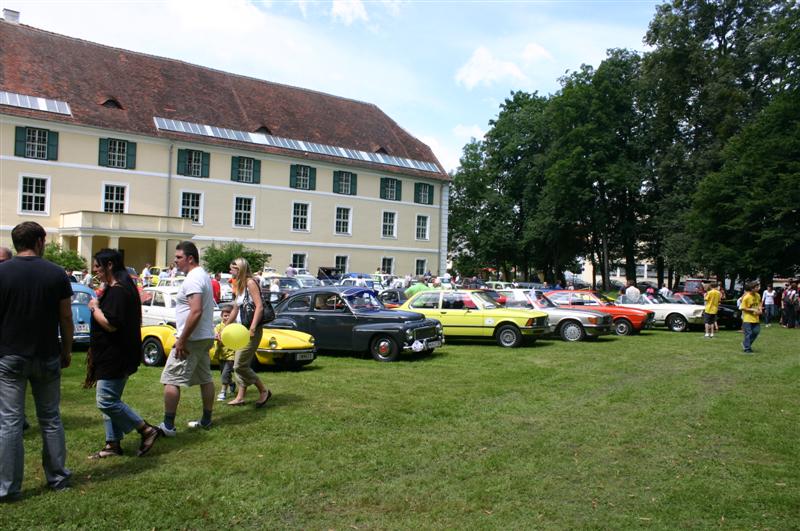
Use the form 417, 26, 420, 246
202, 241, 271, 274
43, 242, 87, 272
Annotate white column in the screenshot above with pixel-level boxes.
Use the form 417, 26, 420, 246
438, 183, 449, 275
156, 238, 168, 267
77, 235, 93, 263
108, 236, 120, 249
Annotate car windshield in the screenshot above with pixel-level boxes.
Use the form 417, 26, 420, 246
597, 293, 616, 305
471, 291, 497, 308
343, 291, 383, 311
532, 293, 557, 308
71, 292, 92, 305
644, 293, 672, 304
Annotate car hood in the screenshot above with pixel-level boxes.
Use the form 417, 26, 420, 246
360, 309, 427, 321
544, 307, 609, 320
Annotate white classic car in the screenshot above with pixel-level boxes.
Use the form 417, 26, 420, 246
141, 286, 221, 327
614, 293, 704, 332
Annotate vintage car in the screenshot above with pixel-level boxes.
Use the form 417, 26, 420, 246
672, 292, 742, 329
140, 323, 316, 369
70, 282, 96, 345
156, 276, 186, 288
140, 286, 222, 327
397, 289, 549, 348
271, 287, 444, 362
497, 289, 613, 341
544, 290, 655, 336
615, 292, 705, 332
377, 288, 409, 309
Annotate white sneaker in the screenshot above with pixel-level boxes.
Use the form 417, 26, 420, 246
704, 333, 710, 338
216, 391, 227, 402
157, 422, 177, 438
187, 420, 212, 430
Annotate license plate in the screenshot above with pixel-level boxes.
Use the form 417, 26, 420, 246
295, 352, 314, 361
76, 323, 90, 333
426, 340, 442, 349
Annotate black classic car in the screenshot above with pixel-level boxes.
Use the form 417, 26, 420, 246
271, 287, 444, 362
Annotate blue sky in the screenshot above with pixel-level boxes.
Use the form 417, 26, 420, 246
5, 0, 662, 171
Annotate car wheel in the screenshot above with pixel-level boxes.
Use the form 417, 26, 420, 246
667, 313, 688, 332
559, 320, 586, 342
370, 335, 400, 362
495, 324, 522, 348
141, 337, 166, 366
614, 318, 633, 336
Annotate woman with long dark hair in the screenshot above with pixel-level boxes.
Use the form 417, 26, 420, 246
86, 249, 159, 458
225, 257, 272, 408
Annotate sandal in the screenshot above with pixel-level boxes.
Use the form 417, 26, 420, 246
255, 390, 272, 409
88, 443, 123, 460
226, 399, 246, 406
137, 424, 160, 457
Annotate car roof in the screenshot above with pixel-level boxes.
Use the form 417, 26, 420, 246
143, 286, 180, 294
70, 282, 96, 295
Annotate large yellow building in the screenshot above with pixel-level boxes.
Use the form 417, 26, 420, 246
0, 13, 449, 276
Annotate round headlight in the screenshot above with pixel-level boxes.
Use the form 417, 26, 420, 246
406, 329, 414, 339
436, 323, 443, 332
309, 337, 315, 345
269, 337, 278, 349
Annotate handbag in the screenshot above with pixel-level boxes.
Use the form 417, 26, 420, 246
240, 279, 275, 328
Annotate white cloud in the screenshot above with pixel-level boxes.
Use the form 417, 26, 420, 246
331, 0, 368, 25
455, 46, 527, 90
295, 0, 309, 18
380, 0, 404, 17
452, 124, 485, 141
521, 42, 553, 63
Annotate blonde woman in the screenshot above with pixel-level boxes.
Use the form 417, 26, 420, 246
225, 258, 272, 408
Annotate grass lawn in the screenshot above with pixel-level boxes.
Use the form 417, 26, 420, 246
5, 327, 799, 529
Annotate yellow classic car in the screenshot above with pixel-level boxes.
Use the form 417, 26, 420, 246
396, 290, 550, 347
140, 324, 316, 370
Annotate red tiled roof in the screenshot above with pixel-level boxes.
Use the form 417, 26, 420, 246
0, 21, 448, 180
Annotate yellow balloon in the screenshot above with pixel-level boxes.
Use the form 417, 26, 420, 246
221, 323, 250, 350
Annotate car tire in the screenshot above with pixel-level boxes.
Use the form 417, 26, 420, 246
614, 318, 633, 336
495, 324, 523, 348
142, 337, 166, 367
667, 313, 688, 332
370, 335, 400, 362
559, 320, 586, 342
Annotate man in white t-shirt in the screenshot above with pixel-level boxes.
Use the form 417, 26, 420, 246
140, 263, 152, 287
158, 241, 216, 436
625, 280, 641, 303
658, 283, 672, 299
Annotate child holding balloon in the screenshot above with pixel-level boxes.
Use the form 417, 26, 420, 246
214, 304, 237, 401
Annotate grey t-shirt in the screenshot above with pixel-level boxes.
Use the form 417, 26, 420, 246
175, 266, 215, 340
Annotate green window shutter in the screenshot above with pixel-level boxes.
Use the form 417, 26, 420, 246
350, 173, 357, 195
125, 141, 137, 169
332, 171, 341, 193
14, 127, 26, 157
380, 177, 388, 199
252, 159, 261, 184
46, 131, 59, 160
201, 152, 210, 178
289, 165, 298, 188
309, 167, 316, 190
395, 179, 402, 202
414, 183, 422, 203
177, 149, 188, 175
427, 184, 434, 205
98, 138, 109, 166
231, 156, 240, 181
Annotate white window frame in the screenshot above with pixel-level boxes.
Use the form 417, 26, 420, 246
334, 255, 349, 274
381, 256, 395, 275
381, 210, 397, 239
418, 183, 431, 204
415, 258, 427, 276
101, 181, 129, 214
187, 150, 204, 178
337, 172, 353, 195
17, 173, 51, 216
291, 252, 307, 270
107, 138, 128, 169
415, 214, 430, 241
25, 127, 48, 160
334, 205, 352, 236
296, 165, 311, 190
384, 178, 399, 201
232, 195, 256, 229
238, 157, 254, 183
179, 189, 204, 226
291, 201, 311, 232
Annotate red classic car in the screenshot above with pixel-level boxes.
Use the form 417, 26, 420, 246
541, 290, 655, 335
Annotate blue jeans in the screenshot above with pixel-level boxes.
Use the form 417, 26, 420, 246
96, 377, 143, 442
743, 322, 760, 352
0, 355, 71, 498
764, 304, 775, 324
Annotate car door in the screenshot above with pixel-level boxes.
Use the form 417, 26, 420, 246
308, 293, 355, 351
438, 291, 486, 337
280, 293, 316, 343
407, 291, 444, 321
141, 290, 156, 325
150, 291, 172, 325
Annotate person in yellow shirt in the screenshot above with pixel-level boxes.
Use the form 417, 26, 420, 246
213, 304, 237, 401
703, 282, 722, 338
740, 281, 762, 354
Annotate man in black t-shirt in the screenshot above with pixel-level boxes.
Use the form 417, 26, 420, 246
0, 222, 73, 501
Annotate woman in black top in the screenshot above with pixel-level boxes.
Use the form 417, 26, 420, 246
87, 249, 159, 458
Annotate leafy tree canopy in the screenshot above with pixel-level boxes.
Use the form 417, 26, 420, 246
44, 242, 87, 272
202, 242, 271, 274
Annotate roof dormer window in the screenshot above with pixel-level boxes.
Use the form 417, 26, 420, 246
255, 126, 272, 135
102, 98, 123, 109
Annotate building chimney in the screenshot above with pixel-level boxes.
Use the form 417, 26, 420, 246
3, 9, 20, 24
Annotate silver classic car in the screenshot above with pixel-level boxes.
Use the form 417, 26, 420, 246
498, 289, 614, 341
